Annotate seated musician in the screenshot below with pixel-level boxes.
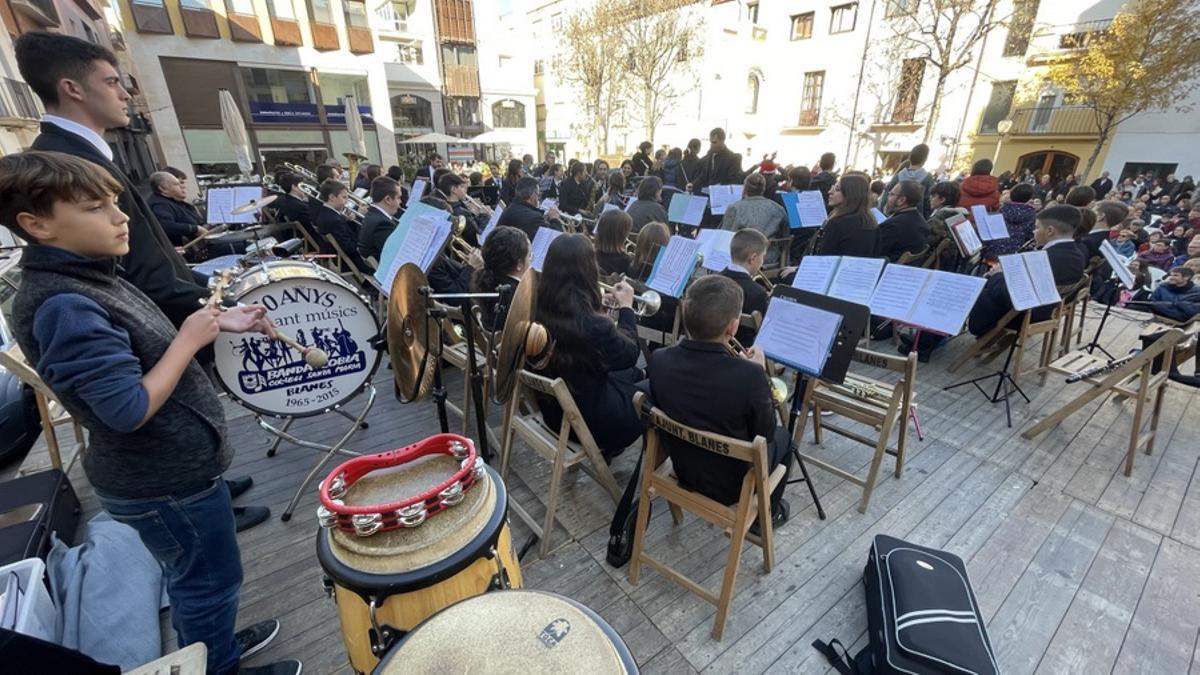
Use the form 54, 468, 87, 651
496, 176, 562, 241
471, 225, 530, 330
357, 176, 402, 264
275, 172, 317, 239
532, 234, 643, 461
878, 180, 931, 262
818, 174, 880, 257
720, 229, 769, 344
967, 205, 1086, 336
435, 172, 488, 246
628, 222, 676, 336
309, 164, 339, 221
646, 275, 790, 528
720, 173, 786, 266
595, 210, 634, 276
558, 162, 590, 215
147, 171, 207, 246
626, 176, 668, 233
601, 172, 629, 212
315, 179, 369, 274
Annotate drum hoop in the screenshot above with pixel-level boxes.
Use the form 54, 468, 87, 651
214, 265, 382, 418
378, 590, 638, 674
316, 464, 509, 602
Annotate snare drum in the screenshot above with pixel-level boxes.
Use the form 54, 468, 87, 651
374, 590, 638, 674
212, 260, 380, 417
317, 456, 522, 674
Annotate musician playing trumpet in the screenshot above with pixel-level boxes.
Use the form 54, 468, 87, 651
720, 229, 769, 345
497, 176, 563, 241
357, 176, 402, 263
274, 172, 316, 239
316, 179, 370, 275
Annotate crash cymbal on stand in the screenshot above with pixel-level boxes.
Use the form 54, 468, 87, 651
230, 194, 277, 215
492, 268, 547, 405
387, 263, 435, 402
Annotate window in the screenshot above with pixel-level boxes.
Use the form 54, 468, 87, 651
266, 0, 295, 19
498, 55, 511, 69
1003, 0, 1038, 57
799, 71, 825, 126
534, 59, 544, 75
225, 0, 253, 14
892, 58, 924, 123
747, 1, 758, 23
885, 0, 915, 17
132, 0, 163, 6
446, 97, 481, 127
318, 72, 369, 106
343, 0, 368, 28
441, 44, 477, 67
978, 80, 1016, 133
241, 67, 315, 104
376, 0, 411, 31
830, 3, 857, 33
492, 99, 526, 128
307, 0, 333, 24
746, 73, 760, 115
790, 12, 813, 40
394, 39, 423, 64
180, 0, 210, 10
392, 93, 433, 128
1030, 93, 1056, 131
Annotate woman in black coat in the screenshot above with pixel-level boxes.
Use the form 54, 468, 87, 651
818, 173, 879, 258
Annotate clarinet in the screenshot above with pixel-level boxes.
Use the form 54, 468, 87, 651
1065, 351, 1139, 383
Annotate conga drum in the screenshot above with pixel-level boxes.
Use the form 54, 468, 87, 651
374, 590, 638, 674
316, 434, 523, 674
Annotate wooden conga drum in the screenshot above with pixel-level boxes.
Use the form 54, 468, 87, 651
316, 439, 522, 674
374, 590, 638, 674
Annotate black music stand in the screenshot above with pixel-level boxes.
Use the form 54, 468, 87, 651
943, 324, 1030, 428
768, 287, 871, 521
1083, 277, 1122, 359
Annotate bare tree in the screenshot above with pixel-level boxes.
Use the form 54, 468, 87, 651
617, 0, 704, 145
886, 0, 1007, 143
558, 0, 627, 156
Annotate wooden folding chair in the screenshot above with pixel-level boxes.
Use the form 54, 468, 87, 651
0, 345, 87, 474
628, 392, 784, 640
759, 234, 792, 280
323, 233, 370, 287
1024, 329, 1185, 475
499, 370, 624, 556
896, 245, 930, 268
289, 221, 323, 257
1058, 274, 1091, 357
438, 304, 500, 451
794, 348, 918, 513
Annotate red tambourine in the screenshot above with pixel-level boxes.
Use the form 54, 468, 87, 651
317, 433, 485, 536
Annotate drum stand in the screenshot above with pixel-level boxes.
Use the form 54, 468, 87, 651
259, 385, 377, 522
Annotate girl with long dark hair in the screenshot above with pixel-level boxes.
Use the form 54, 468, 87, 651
471, 226, 531, 328
595, 210, 633, 276
499, 158, 523, 206
818, 173, 879, 257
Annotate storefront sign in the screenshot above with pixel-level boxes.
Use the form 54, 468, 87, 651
249, 102, 321, 124
324, 105, 375, 125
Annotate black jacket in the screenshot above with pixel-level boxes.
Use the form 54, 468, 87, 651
819, 214, 879, 258
147, 193, 204, 246
597, 251, 633, 276
31, 122, 205, 327
810, 170, 838, 205
315, 205, 369, 273
357, 206, 397, 262
558, 177, 590, 215
275, 193, 315, 233
968, 241, 1086, 336
647, 339, 778, 505
428, 257, 474, 302
878, 209, 931, 262
692, 147, 743, 192
631, 151, 653, 177
497, 200, 557, 241
720, 268, 767, 344
1090, 177, 1113, 196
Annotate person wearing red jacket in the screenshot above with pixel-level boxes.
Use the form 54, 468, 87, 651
959, 158, 1001, 213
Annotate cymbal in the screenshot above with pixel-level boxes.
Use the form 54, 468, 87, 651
387, 264, 435, 403
230, 194, 277, 215
492, 268, 544, 404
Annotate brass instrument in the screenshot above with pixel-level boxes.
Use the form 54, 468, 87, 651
282, 161, 371, 212
599, 280, 661, 317
448, 215, 477, 263
462, 192, 493, 218
754, 273, 775, 293
825, 375, 890, 403
556, 212, 597, 234
726, 337, 789, 404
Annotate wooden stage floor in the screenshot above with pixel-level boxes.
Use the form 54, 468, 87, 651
9, 304, 1200, 674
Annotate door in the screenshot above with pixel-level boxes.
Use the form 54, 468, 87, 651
1017, 150, 1078, 185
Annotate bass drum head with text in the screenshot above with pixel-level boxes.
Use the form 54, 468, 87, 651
214, 262, 379, 417
375, 590, 637, 674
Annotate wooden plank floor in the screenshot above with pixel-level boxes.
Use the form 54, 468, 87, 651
7, 304, 1199, 674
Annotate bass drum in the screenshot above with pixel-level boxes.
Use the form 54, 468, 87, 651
212, 261, 380, 417
374, 590, 638, 674
317, 458, 522, 674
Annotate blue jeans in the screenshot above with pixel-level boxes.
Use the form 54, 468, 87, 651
96, 479, 243, 675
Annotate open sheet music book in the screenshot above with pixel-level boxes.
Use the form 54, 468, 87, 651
1099, 239, 1136, 290
205, 186, 263, 225
756, 296, 844, 376
667, 192, 708, 226
871, 208, 887, 225
947, 214, 983, 257
781, 190, 827, 229
479, 205, 503, 243
695, 229, 734, 272
646, 235, 702, 298
869, 266, 986, 336
791, 255, 885, 307
969, 205, 1009, 241
407, 179, 428, 208
375, 202, 452, 294
998, 250, 1061, 311
707, 185, 742, 215
530, 227, 563, 272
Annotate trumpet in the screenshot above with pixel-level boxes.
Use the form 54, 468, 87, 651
599, 280, 661, 317
726, 337, 790, 404
826, 375, 889, 403
754, 273, 775, 293
448, 215, 477, 263
462, 193, 493, 218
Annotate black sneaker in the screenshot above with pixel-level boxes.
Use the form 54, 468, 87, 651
240, 660, 302, 675
750, 498, 790, 537
237, 619, 280, 661
234, 506, 270, 533
227, 476, 254, 499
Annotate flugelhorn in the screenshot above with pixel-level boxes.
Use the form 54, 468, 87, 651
726, 337, 789, 404
448, 216, 477, 263
599, 280, 661, 317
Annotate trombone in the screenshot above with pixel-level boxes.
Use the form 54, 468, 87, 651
726, 337, 790, 405
599, 280, 661, 317
282, 161, 371, 212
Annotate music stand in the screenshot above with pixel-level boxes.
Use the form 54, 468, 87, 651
943, 326, 1030, 428
1082, 277, 1121, 360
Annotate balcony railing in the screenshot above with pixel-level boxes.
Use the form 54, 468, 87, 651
1025, 19, 1112, 64
1008, 106, 1099, 136
1, 78, 42, 122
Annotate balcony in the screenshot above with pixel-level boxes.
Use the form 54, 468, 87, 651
310, 21, 340, 50
1, 78, 42, 127
374, 2, 412, 34
10, 0, 59, 27
1025, 19, 1112, 65
1006, 106, 1099, 137
347, 25, 374, 53
228, 13, 263, 42
444, 64, 479, 97
271, 18, 303, 46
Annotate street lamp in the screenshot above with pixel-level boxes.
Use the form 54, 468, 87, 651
992, 119, 1014, 167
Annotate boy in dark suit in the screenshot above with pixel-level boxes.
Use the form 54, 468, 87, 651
647, 275, 791, 529
720, 228, 769, 344
358, 176, 402, 262
315, 179, 370, 274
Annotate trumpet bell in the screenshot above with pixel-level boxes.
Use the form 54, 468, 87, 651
638, 290, 662, 317
768, 376, 789, 404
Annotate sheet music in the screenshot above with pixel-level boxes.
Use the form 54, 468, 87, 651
695, 229, 734, 272
791, 255, 839, 294
374, 201, 450, 293
869, 264, 928, 320
827, 256, 885, 306
983, 213, 1009, 241
530, 227, 563, 272
353, 188, 368, 199
784, 190, 827, 229
206, 187, 262, 225
907, 271, 986, 336
1025, 249, 1061, 306
998, 254, 1039, 311
756, 297, 844, 376
1100, 239, 1136, 290
950, 216, 983, 256
708, 185, 741, 216
668, 193, 707, 226
539, 197, 559, 211
601, 202, 621, 214
969, 204, 989, 229
480, 206, 503, 243
871, 208, 887, 225
646, 235, 702, 297
408, 179, 428, 208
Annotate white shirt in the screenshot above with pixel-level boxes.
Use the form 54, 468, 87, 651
371, 204, 394, 220
726, 262, 752, 276
1042, 238, 1075, 249
42, 114, 113, 161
